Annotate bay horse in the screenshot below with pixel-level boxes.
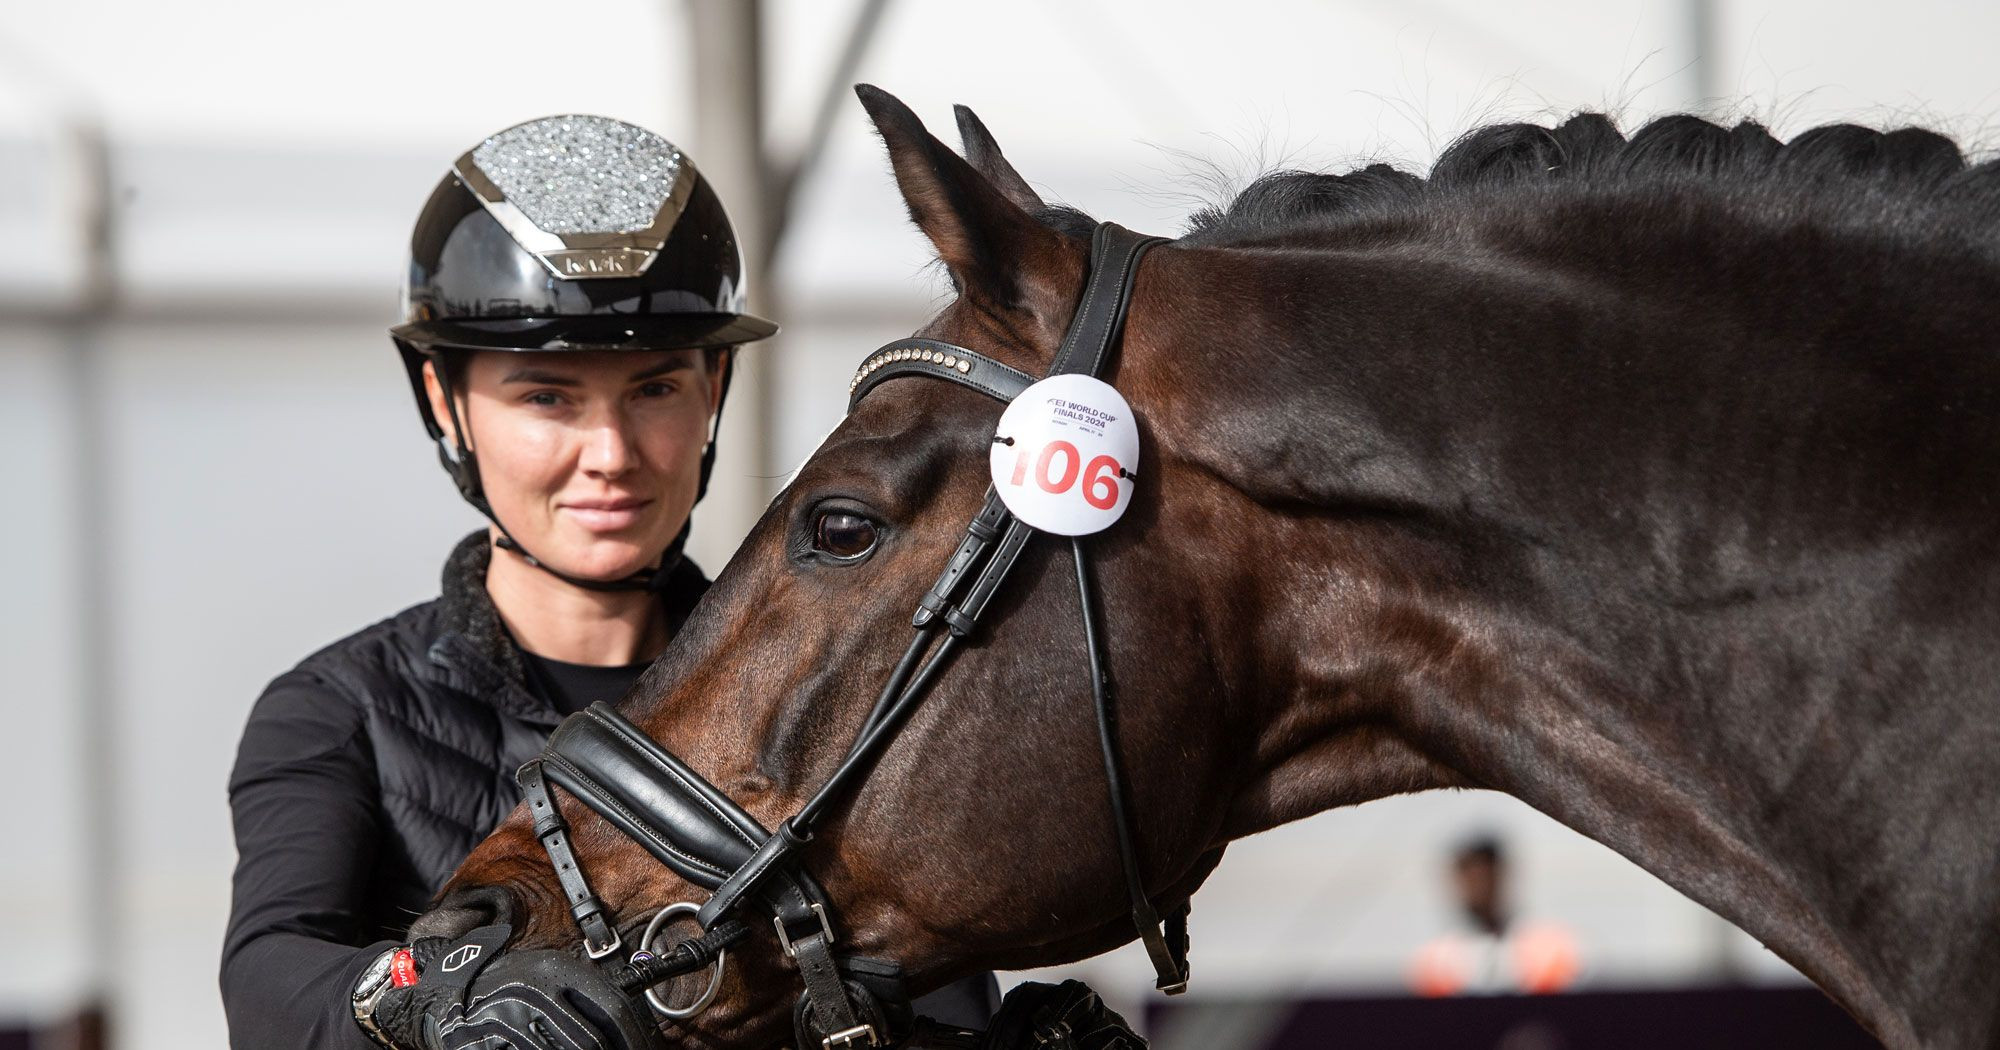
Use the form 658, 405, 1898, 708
419, 86, 2000, 1049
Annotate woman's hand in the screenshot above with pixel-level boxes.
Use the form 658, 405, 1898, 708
368, 925, 663, 1050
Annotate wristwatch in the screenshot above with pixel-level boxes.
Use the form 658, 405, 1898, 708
352, 947, 403, 1049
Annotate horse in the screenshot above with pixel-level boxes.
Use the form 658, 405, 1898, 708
413, 86, 2000, 1049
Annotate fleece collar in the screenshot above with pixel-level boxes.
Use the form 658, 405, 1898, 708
426, 530, 709, 724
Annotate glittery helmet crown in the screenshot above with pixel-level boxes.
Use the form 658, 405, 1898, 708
392, 114, 777, 362
391, 115, 778, 520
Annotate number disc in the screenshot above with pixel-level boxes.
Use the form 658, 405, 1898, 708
989, 373, 1140, 535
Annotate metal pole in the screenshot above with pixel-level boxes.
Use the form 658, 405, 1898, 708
684, 0, 778, 570
767, 0, 893, 261
6, 31, 120, 1044
1687, 0, 1721, 113
56, 112, 118, 1050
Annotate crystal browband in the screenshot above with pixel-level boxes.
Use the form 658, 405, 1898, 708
850, 343, 975, 393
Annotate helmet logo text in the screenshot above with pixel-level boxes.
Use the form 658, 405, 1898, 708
540, 248, 658, 280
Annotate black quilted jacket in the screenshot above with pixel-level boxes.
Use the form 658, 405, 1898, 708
219, 532, 706, 1049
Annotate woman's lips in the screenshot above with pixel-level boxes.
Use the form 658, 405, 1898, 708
560, 497, 653, 532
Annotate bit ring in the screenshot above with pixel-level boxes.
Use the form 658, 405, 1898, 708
639, 902, 726, 1019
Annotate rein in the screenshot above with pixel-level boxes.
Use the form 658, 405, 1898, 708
516, 223, 1190, 1049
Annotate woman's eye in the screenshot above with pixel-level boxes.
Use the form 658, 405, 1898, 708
526, 391, 563, 407
813, 512, 878, 560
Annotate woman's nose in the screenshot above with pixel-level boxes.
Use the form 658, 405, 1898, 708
579, 419, 635, 478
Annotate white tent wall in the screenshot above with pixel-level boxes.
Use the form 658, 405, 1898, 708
2, 2, 1994, 1047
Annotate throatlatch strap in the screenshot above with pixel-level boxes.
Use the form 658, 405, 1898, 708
1073, 538, 1187, 993
518, 761, 621, 959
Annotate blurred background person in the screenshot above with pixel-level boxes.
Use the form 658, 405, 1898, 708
1411, 836, 1581, 998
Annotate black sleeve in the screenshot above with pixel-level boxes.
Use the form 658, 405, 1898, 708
220, 669, 395, 1050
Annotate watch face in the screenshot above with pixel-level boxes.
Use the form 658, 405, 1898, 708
354, 951, 395, 1002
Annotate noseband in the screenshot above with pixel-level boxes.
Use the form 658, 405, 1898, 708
516, 223, 1191, 1049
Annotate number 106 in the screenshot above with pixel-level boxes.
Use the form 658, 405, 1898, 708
1006, 439, 1123, 510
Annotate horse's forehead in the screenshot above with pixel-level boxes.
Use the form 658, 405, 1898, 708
797, 381, 997, 492
911, 297, 1058, 377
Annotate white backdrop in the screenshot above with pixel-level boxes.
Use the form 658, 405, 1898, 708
3, 1, 1996, 1046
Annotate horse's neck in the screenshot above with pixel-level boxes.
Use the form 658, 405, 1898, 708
1145, 226, 2000, 1047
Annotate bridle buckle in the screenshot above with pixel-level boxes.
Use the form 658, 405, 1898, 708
583, 928, 623, 960
821, 1023, 880, 1049
774, 901, 835, 958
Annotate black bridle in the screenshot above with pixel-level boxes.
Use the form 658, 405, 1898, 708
515, 223, 1191, 1049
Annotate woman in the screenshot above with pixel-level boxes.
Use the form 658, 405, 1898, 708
219, 115, 997, 1050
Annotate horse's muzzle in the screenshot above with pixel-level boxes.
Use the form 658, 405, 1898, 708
408, 884, 519, 943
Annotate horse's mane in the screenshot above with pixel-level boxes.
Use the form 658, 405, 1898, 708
1015, 110, 2000, 571
1034, 113, 2000, 248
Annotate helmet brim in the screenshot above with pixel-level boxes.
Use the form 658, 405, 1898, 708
393, 312, 779, 354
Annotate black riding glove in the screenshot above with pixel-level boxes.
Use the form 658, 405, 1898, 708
979, 981, 1144, 1050
427, 949, 666, 1050
371, 925, 664, 1050
370, 925, 513, 1049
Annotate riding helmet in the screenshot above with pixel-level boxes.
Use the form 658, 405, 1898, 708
389, 114, 778, 589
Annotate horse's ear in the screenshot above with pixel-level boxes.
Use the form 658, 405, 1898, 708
953, 104, 1043, 211
855, 85, 1069, 315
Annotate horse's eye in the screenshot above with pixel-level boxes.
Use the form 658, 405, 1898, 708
813, 512, 878, 560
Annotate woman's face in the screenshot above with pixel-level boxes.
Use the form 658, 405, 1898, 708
424, 348, 724, 582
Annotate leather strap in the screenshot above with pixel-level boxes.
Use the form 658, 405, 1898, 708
858, 631, 939, 742
792, 635, 963, 832
1048, 225, 1162, 379
516, 761, 621, 958
791, 930, 865, 1047
944, 518, 1036, 635
848, 340, 1034, 411
543, 709, 761, 887
1073, 539, 1186, 993
545, 706, 832, 938
697, 817, 810, 930
911, 491, 1012, 632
